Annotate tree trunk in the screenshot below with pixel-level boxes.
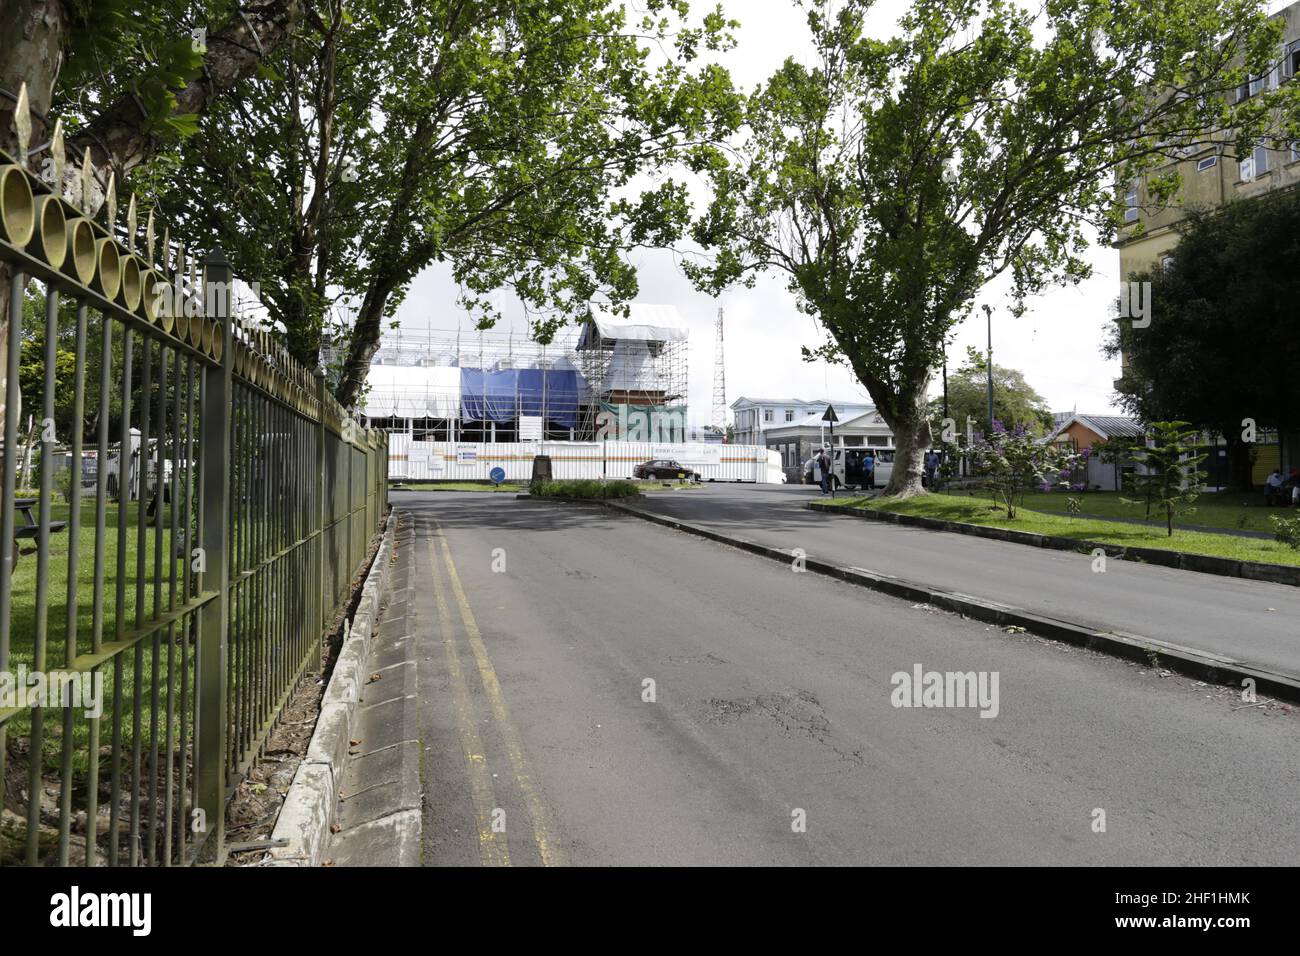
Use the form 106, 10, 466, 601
61, 0, 307, 203
1223, 433, 1254, 492
881, 385, 932, 498
334, 275, 398, 408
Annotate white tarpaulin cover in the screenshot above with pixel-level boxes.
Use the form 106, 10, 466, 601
583, 303, 688, 343
363, 364, 461, 418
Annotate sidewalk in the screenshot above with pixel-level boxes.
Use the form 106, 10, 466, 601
325, 511, 422, 866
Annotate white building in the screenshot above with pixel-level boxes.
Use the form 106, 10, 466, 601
760, 408, 895, 482
729, 397, 874, 446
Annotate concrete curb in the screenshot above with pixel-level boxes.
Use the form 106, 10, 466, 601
268, 509, 399, 866
514, 493, 644, 503
808, 500, 1300, 587
592, 499, 1300, 705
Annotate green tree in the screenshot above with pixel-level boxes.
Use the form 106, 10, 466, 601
931, 346, 1052, 438
969, 422, 1078, 519
1, 0, 307, 422
154, 0, 741, 401
687, 0, 1287, 497
1105, 187, 1300, 492
1122, 421, 1207, 536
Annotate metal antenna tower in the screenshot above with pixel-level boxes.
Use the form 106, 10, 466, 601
711, 306, 727, 432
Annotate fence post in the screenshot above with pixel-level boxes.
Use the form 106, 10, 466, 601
315, 370, 326, 669
195, 248, 233, 861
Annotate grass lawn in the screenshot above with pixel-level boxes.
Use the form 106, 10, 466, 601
840, 492, 1300, 567
1012, 489, 1287, 534
3, 497, 198, 781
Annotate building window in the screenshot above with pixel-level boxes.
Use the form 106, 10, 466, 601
1196, 155, 1217, 172
1240, 145, 1270, 182
763, 409, 773, 423
1288, 41, 1300, 80
1291, 141, 1300, 163
1123, 183, 1139, 222
785, 409, 794, 422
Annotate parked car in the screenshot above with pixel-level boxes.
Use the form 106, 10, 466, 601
633, 459, 701, 482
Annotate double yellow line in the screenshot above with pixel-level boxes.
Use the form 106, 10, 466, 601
428, 517, 564, 867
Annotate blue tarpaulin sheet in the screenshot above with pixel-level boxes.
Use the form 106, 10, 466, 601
460, 368, 579, 428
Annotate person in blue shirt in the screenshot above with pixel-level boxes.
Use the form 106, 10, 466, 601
861, 450, 875, 489
924, 449, 941, 488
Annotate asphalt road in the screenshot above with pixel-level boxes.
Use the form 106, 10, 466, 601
628, 483, 1300, 678
401, 490, 1300, 866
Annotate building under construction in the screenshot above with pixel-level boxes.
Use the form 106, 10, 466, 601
359, 303, 689, 442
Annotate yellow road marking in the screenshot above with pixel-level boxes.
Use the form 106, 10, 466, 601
429, 527, 510, 867
434, 520, 567, 867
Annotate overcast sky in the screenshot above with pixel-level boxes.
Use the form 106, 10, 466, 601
390, 0, 1283, 426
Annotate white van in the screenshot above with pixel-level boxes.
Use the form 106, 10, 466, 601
829, 445, 894, 491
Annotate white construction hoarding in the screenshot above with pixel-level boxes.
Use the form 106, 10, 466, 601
387, 436, 782, 483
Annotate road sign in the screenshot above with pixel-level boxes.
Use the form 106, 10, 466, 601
822, 405, 838, 423
489, 466, 506, 485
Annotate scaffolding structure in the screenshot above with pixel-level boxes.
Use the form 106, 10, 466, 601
356, 312, 688, 442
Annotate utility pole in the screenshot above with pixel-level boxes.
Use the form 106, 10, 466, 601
982, 304, 993, 431
822, 404, 838, 499
941, 344, 949, 425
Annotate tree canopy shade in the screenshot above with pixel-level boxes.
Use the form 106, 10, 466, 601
930, 346, 1052, 437
1106, 187, 1300, 491
685, 0, 1289, 496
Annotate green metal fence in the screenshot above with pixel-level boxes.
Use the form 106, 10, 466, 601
0, 109, 388, 865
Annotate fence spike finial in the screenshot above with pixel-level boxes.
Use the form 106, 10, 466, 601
80, 147, 94, 215
161, 226, 171, 273
126, 194, 137, 252
49, 117, 65, 194
105, 171, 117, 229
14, 82, 31, 168
145, 208, 155, 266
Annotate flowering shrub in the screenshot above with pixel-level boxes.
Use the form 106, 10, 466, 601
1269, 514, 1300, 550
968, 421, 1080, 519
